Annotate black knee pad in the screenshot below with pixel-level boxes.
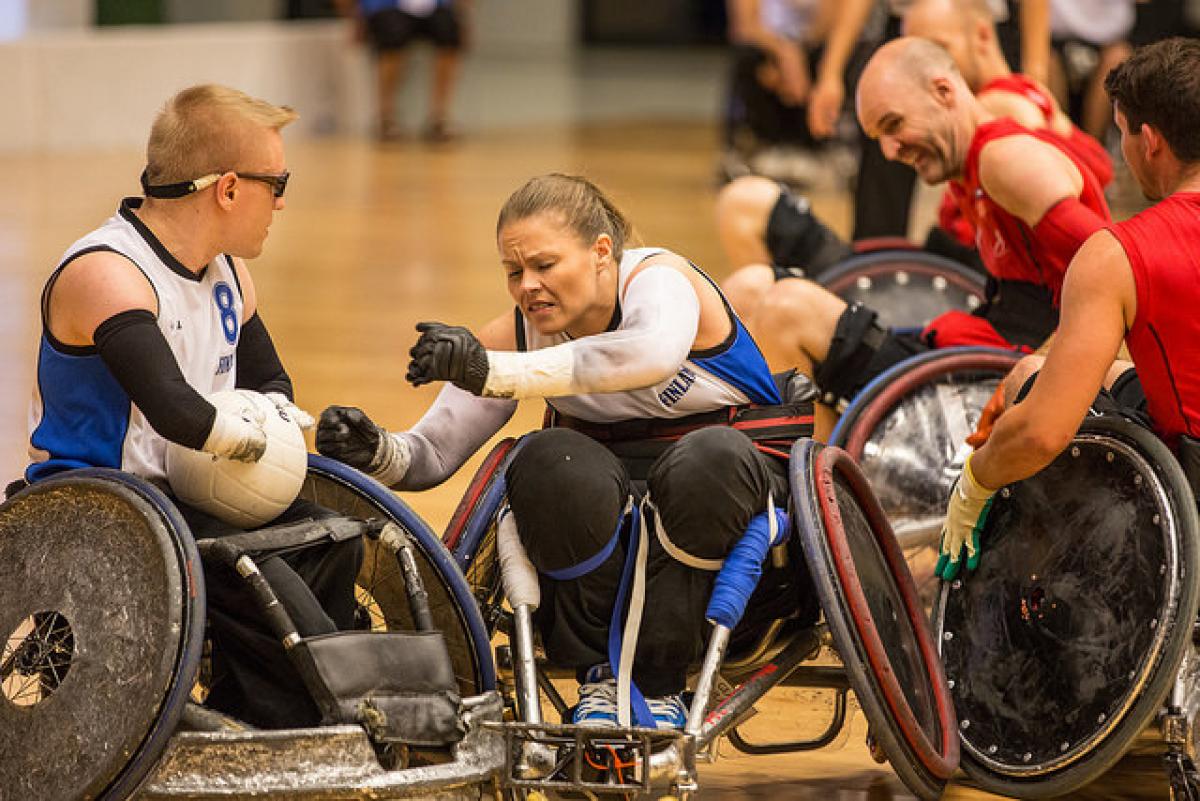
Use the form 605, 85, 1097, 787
505, 428, 630, 574
765, 188, 853, 278
812, 304, 927, 409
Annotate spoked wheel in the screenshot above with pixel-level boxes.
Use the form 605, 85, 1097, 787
300, 454, 496, 696
790, 441, 959, 800
818, 250, 988, 331
0, 470, 204, 801
829, 347, 1020, 607
935, 415, 1200, 798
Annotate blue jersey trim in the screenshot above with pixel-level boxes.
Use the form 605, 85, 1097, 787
691, 316, 782, 405
26, 336, 132, 483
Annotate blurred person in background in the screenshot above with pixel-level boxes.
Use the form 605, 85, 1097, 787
721, 0, 841, 185
342, 0, 471, 142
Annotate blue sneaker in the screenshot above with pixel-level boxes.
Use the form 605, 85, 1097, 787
647, 694, 687, 730
572, 665, 618, 728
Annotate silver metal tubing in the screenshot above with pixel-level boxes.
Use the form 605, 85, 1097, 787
686, 625, 731, 735
512, 604, 542, 725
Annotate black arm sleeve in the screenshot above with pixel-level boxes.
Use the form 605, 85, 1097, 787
235, 312, 294, 400
94, 309, 216, 450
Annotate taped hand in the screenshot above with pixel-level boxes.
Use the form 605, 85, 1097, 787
936, 453, 996, 581
203, 406, 267, 463
265, 391, 315, 430
406, 321, 489, 395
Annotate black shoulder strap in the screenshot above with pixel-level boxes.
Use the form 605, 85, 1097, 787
514, 306, 527, 352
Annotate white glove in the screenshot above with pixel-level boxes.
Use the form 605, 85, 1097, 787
202, 406, 267, 463
265, 391, 314, 430
936, 453, 997, 580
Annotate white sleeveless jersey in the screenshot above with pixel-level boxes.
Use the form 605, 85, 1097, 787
26, 198, 243, 483
518, 247, 781, 424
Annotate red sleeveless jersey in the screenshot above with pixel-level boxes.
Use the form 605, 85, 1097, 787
938, 76, 1114, 248
979, 74, 1115, 188
959, 117, 1111, 298
1108, 192, 1200, 446
924, 118, 1112, 350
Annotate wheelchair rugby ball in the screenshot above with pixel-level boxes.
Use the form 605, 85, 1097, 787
165, 389, 307, 528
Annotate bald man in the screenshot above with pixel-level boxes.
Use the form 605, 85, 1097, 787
717, 0, 1112, 318
743, 37, 1112, 437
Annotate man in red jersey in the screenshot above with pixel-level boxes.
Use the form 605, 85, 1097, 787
718, 0, 1112, 326
739, 36, 1111, 437
938, 37, 1200, 580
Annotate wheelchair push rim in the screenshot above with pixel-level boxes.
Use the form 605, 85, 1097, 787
935, 415, 1200, 798
0, 469, 205, 801
790, 440, 959, 800
302, 454, 496, 696
817, 249, 988, 331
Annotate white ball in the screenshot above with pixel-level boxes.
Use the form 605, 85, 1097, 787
165, 389, 308, 528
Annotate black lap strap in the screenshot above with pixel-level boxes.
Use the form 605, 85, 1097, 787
977, 278, 1058, 349
196, 515, 379, 567
544, 399, 815, 462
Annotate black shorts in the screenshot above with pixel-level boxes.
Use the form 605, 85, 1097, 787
365, 5, 461, 50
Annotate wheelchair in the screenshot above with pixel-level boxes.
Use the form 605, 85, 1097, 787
933, 414, 1200, 799
828, 347, 1021, 604
815, 244, 988, 332
0, 456, 504, 801
442, 431, 960, 800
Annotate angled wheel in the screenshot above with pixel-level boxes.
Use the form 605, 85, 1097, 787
818, 250, 987, 331
0, 470, 204, 801
791, 440, 959, 800
935, 415, 1200, 798
300, 454, 496, 695
829, 347, 1020, 605
441, 437, 525, 635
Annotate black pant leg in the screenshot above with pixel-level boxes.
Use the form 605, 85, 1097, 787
852, 134, 917, 240
505, 428, 630, 676
633, 427, 787, 696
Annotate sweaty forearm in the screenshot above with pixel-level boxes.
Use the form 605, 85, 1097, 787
94, 310, 215, 448
397, 384, 517, 490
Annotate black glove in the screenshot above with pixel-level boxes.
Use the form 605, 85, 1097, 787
406, 321, 490, 395
316, 405, 385, 471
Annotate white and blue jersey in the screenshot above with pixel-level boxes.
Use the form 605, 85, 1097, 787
26, 198, 243, 483
518, 247, 781, 423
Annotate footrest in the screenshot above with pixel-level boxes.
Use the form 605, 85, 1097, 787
485, 720, 687, 795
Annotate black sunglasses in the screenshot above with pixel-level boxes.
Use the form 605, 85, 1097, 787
235, 171, 290, 198
141, 168, 290, 199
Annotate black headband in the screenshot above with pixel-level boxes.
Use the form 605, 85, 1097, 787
139, 168, 220, 199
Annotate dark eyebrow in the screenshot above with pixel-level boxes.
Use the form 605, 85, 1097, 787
502, 249, 554, 268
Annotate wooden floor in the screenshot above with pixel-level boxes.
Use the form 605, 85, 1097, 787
0, 123, 1168, 799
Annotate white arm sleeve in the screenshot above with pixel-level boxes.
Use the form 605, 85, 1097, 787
482, 265, 701, 399
395, 383, 518, 491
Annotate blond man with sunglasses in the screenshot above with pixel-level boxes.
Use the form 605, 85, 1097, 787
22, 84, 363, 729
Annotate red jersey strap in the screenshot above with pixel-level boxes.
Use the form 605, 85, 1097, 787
979, 73, 1055, 124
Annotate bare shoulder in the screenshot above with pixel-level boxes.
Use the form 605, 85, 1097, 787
978, 90, 1047, 131
48, 250, 157, 345
477, 310, 519, 351
978, 133, 1084, 226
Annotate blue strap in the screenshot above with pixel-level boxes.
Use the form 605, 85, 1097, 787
607, 503, 655, 728
705, 508, 789, 629
541, 519, 623, 581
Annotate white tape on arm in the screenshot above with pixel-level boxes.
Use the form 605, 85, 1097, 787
481, 266, 700, 400
497, 507, 540, 610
